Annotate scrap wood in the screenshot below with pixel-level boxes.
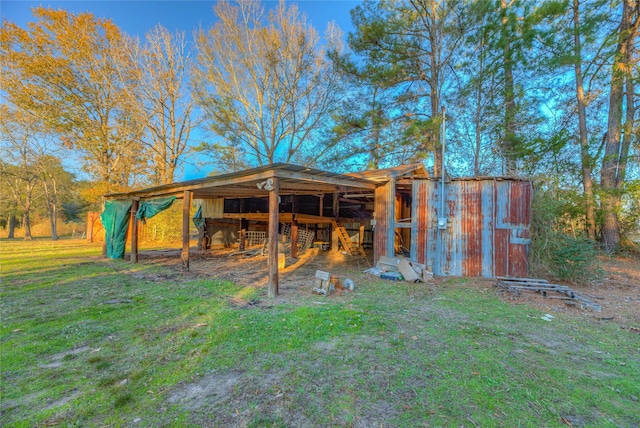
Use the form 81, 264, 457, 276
496, 276, 601, 312
373, 256, 434, 283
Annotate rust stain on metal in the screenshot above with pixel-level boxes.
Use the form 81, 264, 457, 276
412, 178, 532, 278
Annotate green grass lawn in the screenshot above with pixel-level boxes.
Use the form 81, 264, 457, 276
1, 239, 638, 427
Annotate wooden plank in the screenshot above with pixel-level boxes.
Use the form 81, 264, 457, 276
316, 270, 331, 281
291, 217, 298, 258
398, 259, 420, 282
497, 276, 549, 283
331, 225, 339, 253
268, 177, 280, 298
394, 223, 412, 229
331, 220, 357, 255
182, 190, 192, 271
275, 168, 377, 190
130, 199, 139, 263
222, 212, 336, 225
499, 281, 567, 288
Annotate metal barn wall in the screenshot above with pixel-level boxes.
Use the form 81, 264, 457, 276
374, 181, 395, 263
410, 179, 532, 278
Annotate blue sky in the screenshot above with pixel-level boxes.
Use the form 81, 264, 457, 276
1, 1, 359, 40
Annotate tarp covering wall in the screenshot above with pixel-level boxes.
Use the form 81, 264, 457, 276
196, 198, 224, 218
192, 205, 204, 230
136, 196, 176, 223
100, 200, 132, 259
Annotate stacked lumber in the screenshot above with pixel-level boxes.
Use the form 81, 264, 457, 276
496, 276, 601, 312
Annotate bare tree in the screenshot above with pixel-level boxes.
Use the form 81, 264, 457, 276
0, 106, 42, 240
192, 0, 343, 167
125, 25, 199, 185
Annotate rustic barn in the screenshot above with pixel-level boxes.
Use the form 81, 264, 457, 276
103, 163, 532, 296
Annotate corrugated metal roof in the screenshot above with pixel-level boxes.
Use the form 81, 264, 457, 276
346, 163, 429, 182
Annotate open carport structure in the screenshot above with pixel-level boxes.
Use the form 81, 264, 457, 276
104, 163, 390, 298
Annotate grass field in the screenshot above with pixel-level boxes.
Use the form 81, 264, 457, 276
1, 239, 639, 427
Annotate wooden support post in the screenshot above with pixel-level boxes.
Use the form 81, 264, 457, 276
291, 215, 298, 259
130, 199, 139, 263
182, 190, 192, 272
268, 177, 280, 298
239, 218, 248, 251
359, 223, 365, 250
101, 200, 107, 257
319, 194, 324, 216
290, 196, 298, 258
332, 192, 339, 252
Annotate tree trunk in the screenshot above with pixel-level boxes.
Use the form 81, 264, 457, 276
617, 8, 638, 188
501, 0, 517, 176
599, 0, 637, 252
7, 215, 16, 239
51, 178, 59, 240
573, 0, 596, 240
427, 0, 443, 178
41, 174, 59, 241
23, 210, 32, 240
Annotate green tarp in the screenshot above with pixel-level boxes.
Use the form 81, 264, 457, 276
100, 200, 132, 259
192, 205, 204, 230
136, 196, 176, 223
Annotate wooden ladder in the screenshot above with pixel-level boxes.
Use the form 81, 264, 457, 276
332, 220, 366, 256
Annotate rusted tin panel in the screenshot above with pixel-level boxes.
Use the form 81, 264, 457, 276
411, 181, 429, 264
508, 181, 532, 276
462, 181, 483, 277
373, 181, 395, 262
412, 178, 532, 278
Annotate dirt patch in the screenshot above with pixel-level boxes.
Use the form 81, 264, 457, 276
136, 247, 639, 326
44, 389, 81, 411
39, 345, 92, 368
167, 370, 245, 410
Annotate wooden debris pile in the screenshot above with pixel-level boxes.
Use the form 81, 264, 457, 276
365, 256, 434, 283
496, 276, 602, 312
313, 270, 354, 295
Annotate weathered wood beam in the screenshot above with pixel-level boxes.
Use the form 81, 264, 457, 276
239, 218, 248, 251
268, 178, 280, 298
107, 170, 278, 200
331, 194, 339, 252
222, 212, 338, 224
291, 216, 298, 259
130, 199, 139, 263
274, 169, 377, 190
182, 190, 192, 272
291, 197, 298, 259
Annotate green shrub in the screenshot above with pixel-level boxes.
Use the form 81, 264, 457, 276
529, 185, 602, 283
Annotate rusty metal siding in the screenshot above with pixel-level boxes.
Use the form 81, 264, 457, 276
374, 181, 395, 262
411, 178, 532, 278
